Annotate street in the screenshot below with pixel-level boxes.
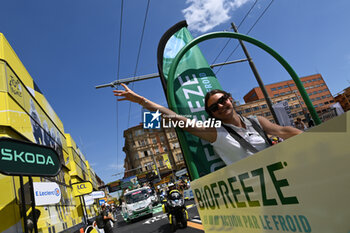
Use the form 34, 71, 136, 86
110, 200, 204, 233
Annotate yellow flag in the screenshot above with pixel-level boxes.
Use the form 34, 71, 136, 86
152, 164, 158, 175
162, 154, 172, 169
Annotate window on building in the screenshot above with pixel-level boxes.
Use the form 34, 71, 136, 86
274, 94, 279, 97
145, 162, 153, 171
294, 104, 300, 108
253, 106, 260, 111
291, 113, 297, 117
280, 92, 285, 95
173, 142, 180, 149
245, 108, 252, 113
271, 87, 277, 91
135, 129, 144, 136
176, 153, 183, 161
313, 91, 318, 95
292, 97, 297, 101
261, 104, 267, 109
284, 85, 289, 88
237, 110, 242, 114
289, 83, 295, 87
324, 101, 329, 105
163, 146, 168, 152
319, 103, 324, 107
277, 86, 283, 90
160, 135, 165, 142
265, 112, 271, 117
155, 147, 159, 154
144, 151, 148, 157
158, 160, 164, 167
316, 97, 321, 100
299, 111, 304, 116
134, 153, 139, 160
152, 138, 157, 144
330, 100, 334, 103
314, 104, 318, 107
317, 77, 322, 80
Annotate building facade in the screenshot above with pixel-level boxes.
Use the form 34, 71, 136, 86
123, 124, 186, 180
243, 74, 335, 117
236, 92, 305, 124
334, 86, 350, 112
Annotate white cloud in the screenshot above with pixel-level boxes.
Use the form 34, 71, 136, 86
182, 0, 252, 33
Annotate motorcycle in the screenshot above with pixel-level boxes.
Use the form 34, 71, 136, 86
162, 190, 188, 232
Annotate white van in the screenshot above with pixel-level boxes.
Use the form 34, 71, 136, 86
121, 187, 153, 222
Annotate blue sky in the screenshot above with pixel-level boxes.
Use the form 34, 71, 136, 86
1, 0, 349, 184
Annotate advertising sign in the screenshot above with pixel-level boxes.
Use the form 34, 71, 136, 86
190, 112, 350, 233
83, 194, 94, 206
272, 100, 294, 126
72, 181, 93, 197
157, 21, 225, 178
33, 182, 61, 206
107, 180, 121, 193
99, 199, 106, 205
0, 137, 61, 177
91, 191, 105, 199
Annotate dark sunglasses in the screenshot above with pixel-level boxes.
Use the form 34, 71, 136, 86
208, 94, 229, 112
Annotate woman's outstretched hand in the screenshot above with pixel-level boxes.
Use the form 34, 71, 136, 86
113, 83, 143, 104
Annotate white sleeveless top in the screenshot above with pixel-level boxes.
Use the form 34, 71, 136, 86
211, 115, 270, 165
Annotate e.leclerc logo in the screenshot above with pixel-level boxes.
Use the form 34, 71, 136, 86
35, 188, 61, 197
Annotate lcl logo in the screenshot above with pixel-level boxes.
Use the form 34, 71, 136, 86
77, 184, 87, 190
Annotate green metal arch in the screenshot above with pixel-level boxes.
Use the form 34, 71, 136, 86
166, 31, 321, 125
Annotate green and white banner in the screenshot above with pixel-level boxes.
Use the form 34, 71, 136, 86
191, 112, 350, 233
157, 21, 225, 178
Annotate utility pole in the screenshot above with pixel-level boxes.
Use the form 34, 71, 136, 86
231, 22, 280, 125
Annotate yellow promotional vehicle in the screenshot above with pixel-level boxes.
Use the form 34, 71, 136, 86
0, 33, 100, 232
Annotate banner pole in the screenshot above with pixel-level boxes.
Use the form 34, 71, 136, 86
19, 176, 29, 233
82, 196, 89, 223
28, 176, 38, 233
80, 196, 87, 224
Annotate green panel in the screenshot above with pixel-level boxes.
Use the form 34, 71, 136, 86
0, 137, 61, 176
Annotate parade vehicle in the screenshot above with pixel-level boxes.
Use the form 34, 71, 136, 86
121, 187, 153, 222
162, 189, 188, 232
147, 187, 159, 206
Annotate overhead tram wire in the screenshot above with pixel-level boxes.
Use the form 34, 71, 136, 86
215, 0, 275, 75
114, 0, 124, 178
211, 0, 258, 65
127, 0, 151, 128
